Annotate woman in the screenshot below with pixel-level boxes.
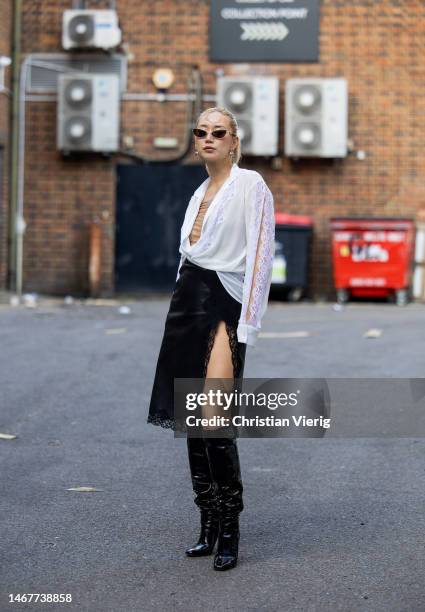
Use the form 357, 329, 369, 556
147, 106, 275, 571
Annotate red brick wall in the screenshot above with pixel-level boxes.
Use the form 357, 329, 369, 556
15, 0, 425, 297
0, 0, 11, 290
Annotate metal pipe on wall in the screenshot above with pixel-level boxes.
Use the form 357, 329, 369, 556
71, 1, 117, 8
9, 0, 22, 293
14, 58, 84, 297
89, 219, 102, 297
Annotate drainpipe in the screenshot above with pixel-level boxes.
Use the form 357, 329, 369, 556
9, 0, 22, 294
89, 218, 102, 297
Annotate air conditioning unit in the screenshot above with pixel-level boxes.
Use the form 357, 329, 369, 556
57, 73, 120, 152
285, 78, 348, 158
216, 77, 279, 156
62, 9, 122, 50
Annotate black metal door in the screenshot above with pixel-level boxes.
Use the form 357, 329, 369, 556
115, 163, 207, 292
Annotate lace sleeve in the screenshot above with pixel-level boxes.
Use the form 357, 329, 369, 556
237, 179, 275, 347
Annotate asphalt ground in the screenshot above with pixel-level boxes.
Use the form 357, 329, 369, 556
0, 296, 424, 611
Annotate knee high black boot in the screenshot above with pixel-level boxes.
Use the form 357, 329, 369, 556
185, 436, 220, 557
204, 429, 244, 571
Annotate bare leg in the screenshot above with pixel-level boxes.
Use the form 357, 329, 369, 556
202, 321, 236, 431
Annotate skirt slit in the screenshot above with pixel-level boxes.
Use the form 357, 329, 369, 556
202, 320, 241, 380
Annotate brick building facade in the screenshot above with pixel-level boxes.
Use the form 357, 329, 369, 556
2, 1, 425, 298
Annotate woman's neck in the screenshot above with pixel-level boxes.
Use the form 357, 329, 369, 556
205, 161, 234, 189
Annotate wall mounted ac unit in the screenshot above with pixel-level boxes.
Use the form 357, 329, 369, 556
285, 78, 348, 158
216, 77, 279, 156
62, 10, 122, 50
57, 73, 120, 152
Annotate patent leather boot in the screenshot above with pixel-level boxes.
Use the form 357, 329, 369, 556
214, 514, 240, 571
204, 429, 243, 571
185, 436, 219, 557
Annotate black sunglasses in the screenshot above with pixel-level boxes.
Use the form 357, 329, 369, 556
192, 128, 236, 139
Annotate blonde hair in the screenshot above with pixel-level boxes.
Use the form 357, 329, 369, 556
196, 106, 242, 164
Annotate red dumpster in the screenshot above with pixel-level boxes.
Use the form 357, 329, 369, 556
330, 217, 415, 305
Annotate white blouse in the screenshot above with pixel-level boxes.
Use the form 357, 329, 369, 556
176, 162, 276, 347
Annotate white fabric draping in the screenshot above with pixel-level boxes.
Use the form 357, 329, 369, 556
176, 163, 276, 347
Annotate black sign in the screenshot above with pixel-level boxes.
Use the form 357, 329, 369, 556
210, 0, 319, 63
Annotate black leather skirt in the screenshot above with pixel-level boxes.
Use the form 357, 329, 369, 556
147, 258, 247, 431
